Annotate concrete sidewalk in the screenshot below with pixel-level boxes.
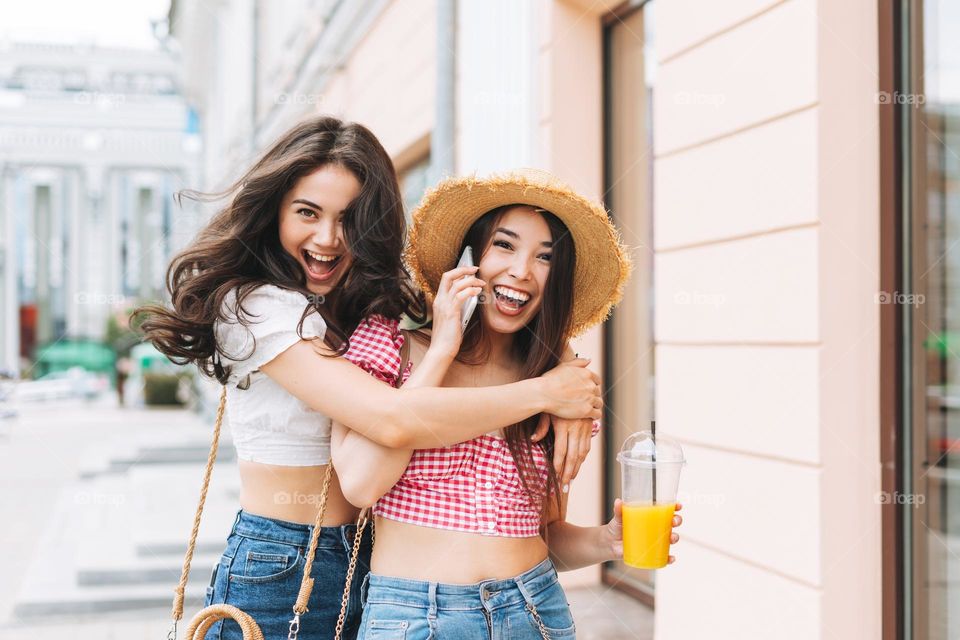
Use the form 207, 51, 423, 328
0, 397, 237, 629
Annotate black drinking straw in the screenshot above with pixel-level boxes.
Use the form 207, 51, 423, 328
651, 420, 657, 504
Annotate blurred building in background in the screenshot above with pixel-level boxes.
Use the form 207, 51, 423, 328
167, 1, 958, 639
0, 40, 201, 374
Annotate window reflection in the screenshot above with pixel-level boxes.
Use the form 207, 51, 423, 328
917, 1, 960, 637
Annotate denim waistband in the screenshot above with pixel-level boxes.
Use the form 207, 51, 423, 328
363, 557, 559, 612
229, 509, 372, 555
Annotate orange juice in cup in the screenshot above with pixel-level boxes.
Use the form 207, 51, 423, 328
617, 429, 685, 570
622, 502, 677, 569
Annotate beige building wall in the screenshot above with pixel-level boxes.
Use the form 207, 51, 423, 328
652, 1, 882, 638
320, 0, 436, 161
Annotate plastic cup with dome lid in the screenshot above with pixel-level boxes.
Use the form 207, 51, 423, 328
616, 426, 685, 569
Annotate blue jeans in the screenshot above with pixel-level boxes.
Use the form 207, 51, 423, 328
356, 558, 576, 639
202, 510, 373, 640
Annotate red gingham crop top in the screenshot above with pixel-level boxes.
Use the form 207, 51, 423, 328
342, 314, 599, 538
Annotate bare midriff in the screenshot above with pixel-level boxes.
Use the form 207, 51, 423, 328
238, 459, 360, 526
371, 517, 548, 583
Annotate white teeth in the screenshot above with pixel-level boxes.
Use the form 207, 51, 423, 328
494, 285, 530, 303
306, 250, 338, 262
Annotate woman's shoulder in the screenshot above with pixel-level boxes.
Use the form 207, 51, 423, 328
224, 283, 308, 311
214, 283, 325, 378
355, 313, 401, 332
218, 283, 316, 324
352, 316, 433, 359
349, 314, 404, 354
216, 283, 324, 350
345, 314, 407, 386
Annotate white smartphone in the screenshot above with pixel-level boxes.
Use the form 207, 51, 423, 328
456, 246, 479, 331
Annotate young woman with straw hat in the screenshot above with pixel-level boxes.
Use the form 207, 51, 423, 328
333, 169, 683, 639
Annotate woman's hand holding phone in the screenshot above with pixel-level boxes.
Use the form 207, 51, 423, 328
430, 265, 485, 359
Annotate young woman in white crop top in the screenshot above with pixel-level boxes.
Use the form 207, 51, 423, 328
136, 117, 601, 640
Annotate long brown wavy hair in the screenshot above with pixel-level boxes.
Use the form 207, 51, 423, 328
455, 205, 577, 514
135, 115, 426, 383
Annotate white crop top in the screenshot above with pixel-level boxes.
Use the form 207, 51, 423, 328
213, 284, 331, 466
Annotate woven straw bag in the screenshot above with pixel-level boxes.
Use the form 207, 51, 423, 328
166, 387, 370, 640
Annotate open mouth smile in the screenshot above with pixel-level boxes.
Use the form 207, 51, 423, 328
302, 249, 344, 282
493, 285, 532, 316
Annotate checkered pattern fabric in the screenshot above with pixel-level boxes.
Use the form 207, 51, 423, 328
343, 314, 599, 538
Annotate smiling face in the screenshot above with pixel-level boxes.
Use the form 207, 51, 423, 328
476, 205, 554, 336
278, 164, 360, 296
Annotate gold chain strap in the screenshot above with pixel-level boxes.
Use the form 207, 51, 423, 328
526, 603, 553, 640
333, 510, 370, 639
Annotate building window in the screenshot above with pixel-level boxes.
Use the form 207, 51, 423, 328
602, 0, 656, 603
902, 0, 960, 637
399, 155, 431, 223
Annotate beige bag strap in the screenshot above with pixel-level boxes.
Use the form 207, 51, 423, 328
171, 386, 228, 624
398, 328, 412, 386
168, 386, 368, 640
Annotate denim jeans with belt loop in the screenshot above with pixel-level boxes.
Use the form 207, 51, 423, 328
356, 557, 576, 639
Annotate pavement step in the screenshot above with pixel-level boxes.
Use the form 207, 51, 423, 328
13, 582, 207, 619
80, 434, 236, 478
135, 541, 227, 558
76, 443, 139, 479
108, 444, 237, 470
127, 464, 239, 560
76, 554, 221, 586
74, 462, 238, 570
14, 433, 241, 618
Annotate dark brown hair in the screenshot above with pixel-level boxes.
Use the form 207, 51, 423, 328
135, 115, 426, 383
456, 205, 576, 513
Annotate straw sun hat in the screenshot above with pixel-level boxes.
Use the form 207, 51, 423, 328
406, 169, 632, 338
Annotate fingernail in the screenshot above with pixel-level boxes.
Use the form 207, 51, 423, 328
562, 484, 569, 494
